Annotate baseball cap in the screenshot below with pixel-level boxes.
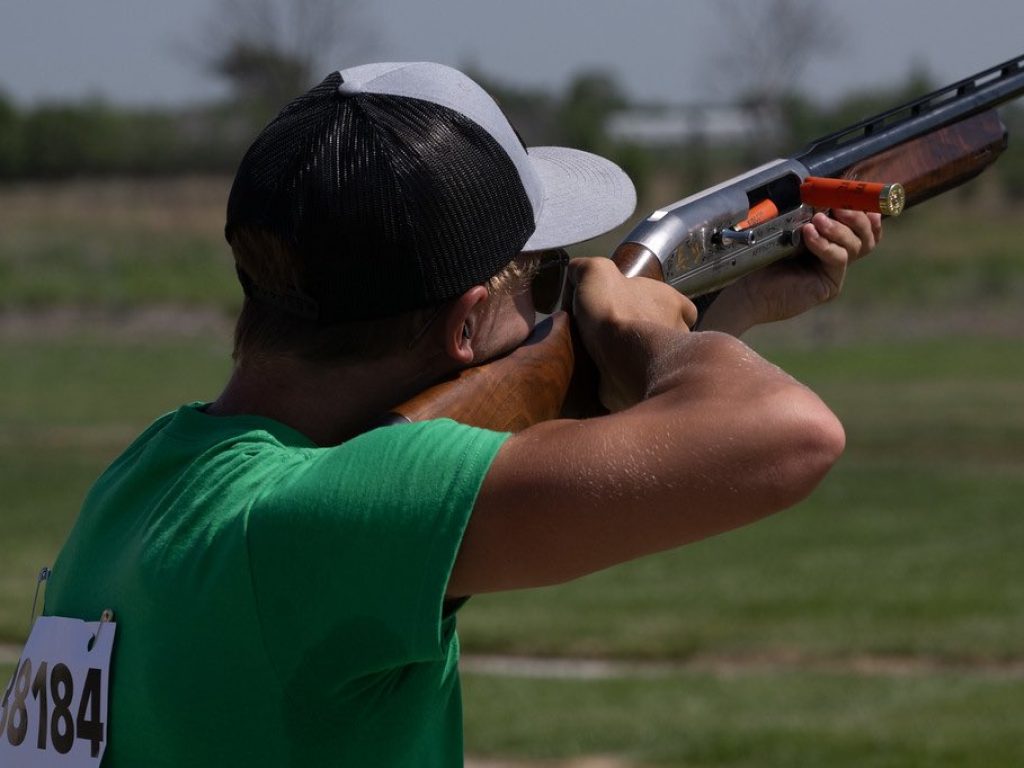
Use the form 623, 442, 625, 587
226, 61, 636, 322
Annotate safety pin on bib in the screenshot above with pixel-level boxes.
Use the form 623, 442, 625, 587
28, 566, 50, 630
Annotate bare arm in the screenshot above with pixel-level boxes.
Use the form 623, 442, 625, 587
447, 259, 844, 596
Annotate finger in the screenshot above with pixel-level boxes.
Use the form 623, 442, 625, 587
567, 255, 616, 287
869, 212, 883, 245
831, 209, 876, 259
629, 276, 697, 330
803, 214, 858, 267
679, 292, 698, 329
569, 252, 699, 333
799, 224, 846, 300
567, 257, 622, 312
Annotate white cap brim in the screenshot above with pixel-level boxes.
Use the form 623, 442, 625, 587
522, 146, 637, 251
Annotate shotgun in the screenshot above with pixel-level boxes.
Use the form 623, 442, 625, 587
390, 53, 1024, 431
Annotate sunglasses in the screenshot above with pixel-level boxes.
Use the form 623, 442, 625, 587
406, 248, 570, 350
528, 248, 570, 315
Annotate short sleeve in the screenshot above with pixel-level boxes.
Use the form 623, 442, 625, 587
245, 419, 508, 694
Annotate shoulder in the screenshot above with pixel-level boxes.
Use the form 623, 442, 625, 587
254, 419, 510, 524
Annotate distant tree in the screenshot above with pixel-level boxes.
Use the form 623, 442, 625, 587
557, 71, 628, 154
213, 43, 311, 110
998, 103, 1024, 200
20, 102, 120, 177
554, 71, 661, 196
194, 0, 376, 121
0, 92, 22, 177
711, 0, 842, 156
460, 64, 559, 145
826, 62, 935, 134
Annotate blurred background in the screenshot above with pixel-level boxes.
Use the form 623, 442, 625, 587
2, 1, 1022, 765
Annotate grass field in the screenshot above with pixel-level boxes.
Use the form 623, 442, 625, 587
463, 671, 1023, 767
2, 178, 1023, 765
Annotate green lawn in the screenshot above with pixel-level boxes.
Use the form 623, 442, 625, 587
3, 180, 1023, 318
0, 336, 231, 641
5, 333, 1021, 661
3, 333, 1021, 768
456, 336, 1024, 661
0, 178, 238, 310
0, 229, 237, 309
463, 670, 1024, 767
2, 180, 1023, 765
458, 459, 1024, 662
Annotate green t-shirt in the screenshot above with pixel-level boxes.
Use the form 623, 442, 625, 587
44, 404, 509, 767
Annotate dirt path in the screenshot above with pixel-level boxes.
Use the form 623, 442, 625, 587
0, 306, 233, 342
7, 644, 1016, 768
4, 643, 1023, 679
4, 303, 1024, 345
466, 759, 629, 768
460, 651, 1024, 680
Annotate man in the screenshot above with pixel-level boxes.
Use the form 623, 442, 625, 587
43, 62, 880, 765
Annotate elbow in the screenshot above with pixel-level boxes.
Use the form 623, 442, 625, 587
765, 389, 846, 509
798, 398, 846, 484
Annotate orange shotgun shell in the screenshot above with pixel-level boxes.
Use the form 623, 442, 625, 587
736, 199, 780, 230
800, 177, 906, 216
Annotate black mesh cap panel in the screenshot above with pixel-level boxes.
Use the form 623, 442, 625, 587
226, 72, 536, 322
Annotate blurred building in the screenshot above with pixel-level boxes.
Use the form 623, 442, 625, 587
606, 104, 763, 147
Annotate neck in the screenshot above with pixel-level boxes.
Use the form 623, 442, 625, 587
207, 351, 451, 446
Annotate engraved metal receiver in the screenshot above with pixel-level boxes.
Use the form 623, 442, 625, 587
620, 158, 819, 297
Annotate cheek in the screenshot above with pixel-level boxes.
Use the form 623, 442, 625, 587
511, 290, 538, 341
513, 289, 536, 324
483, 293, 536, 358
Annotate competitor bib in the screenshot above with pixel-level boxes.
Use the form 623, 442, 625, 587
0, 613, 116, 767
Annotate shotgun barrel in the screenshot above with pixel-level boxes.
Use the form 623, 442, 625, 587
617, 53, 1024, 298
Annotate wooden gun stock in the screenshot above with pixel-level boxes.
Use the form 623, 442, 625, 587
388, 312, 576, 431
843, 110, 1007, 207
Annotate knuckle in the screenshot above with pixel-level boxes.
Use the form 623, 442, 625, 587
680, 297, 698, 328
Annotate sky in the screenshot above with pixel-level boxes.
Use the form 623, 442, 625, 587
1, 0, 1023, 108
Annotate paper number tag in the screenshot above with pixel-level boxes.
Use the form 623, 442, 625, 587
0, 615, 116, 767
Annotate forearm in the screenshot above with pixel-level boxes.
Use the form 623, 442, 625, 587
576, 333, 845, 564
454, 331, 845, 594
589, 318, 845, 510
691, 288, 756, 337
642, 333, 844, 499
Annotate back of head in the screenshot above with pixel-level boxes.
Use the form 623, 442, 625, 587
225, 62, 637, 357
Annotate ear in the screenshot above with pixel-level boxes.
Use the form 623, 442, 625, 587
442, 285, 489, 365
